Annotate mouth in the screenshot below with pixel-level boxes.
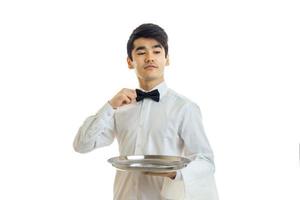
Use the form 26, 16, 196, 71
144, 65, 158, 70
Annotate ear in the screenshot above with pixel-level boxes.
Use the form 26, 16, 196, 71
127, 57, 134, 69
165, 55, 170, 66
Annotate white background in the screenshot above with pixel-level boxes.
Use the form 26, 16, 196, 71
0, 0, 299, 199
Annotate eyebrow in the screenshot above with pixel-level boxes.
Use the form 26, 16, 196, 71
135, 44, 163, 52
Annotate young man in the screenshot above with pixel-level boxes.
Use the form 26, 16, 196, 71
73, 23, 218, 200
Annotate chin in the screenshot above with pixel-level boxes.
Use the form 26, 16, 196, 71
145, 76, 163, 82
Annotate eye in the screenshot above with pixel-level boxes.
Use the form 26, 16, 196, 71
154, 51, 161, 54
137, 52, 145, 55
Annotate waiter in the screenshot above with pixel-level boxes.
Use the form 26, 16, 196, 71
73, 23, 219, 200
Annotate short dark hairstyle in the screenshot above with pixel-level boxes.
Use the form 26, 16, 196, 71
127, 23, 168, 60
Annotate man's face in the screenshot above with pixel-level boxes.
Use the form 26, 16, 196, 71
127, 38, 169, 83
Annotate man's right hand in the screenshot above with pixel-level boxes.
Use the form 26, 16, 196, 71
108, 88, 137, 109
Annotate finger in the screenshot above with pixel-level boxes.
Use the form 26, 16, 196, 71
122, 90, 137, 102
124, 89, 137, 99
121, 95, 131, 105
126, 93, 136, 102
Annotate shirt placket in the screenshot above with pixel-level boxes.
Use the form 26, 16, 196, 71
134, 100, 147, 199
134, 99, 146, 155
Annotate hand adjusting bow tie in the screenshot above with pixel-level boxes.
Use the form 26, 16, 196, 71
135, 89, 160, 102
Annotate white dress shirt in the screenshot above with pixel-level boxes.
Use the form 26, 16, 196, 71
73, 82, 219, 200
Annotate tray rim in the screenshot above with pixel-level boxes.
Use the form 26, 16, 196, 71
107, 155, 191, 172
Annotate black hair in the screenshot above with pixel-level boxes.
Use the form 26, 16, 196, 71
127, 23, 168, 60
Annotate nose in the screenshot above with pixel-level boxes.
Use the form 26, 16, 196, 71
145, 52, 154, 63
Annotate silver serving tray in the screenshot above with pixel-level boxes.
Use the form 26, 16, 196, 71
108, 155, 191, 173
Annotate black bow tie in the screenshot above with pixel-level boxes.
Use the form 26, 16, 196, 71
136, 89, 160, 102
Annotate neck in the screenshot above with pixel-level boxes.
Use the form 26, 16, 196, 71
138, 78, 164, 91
